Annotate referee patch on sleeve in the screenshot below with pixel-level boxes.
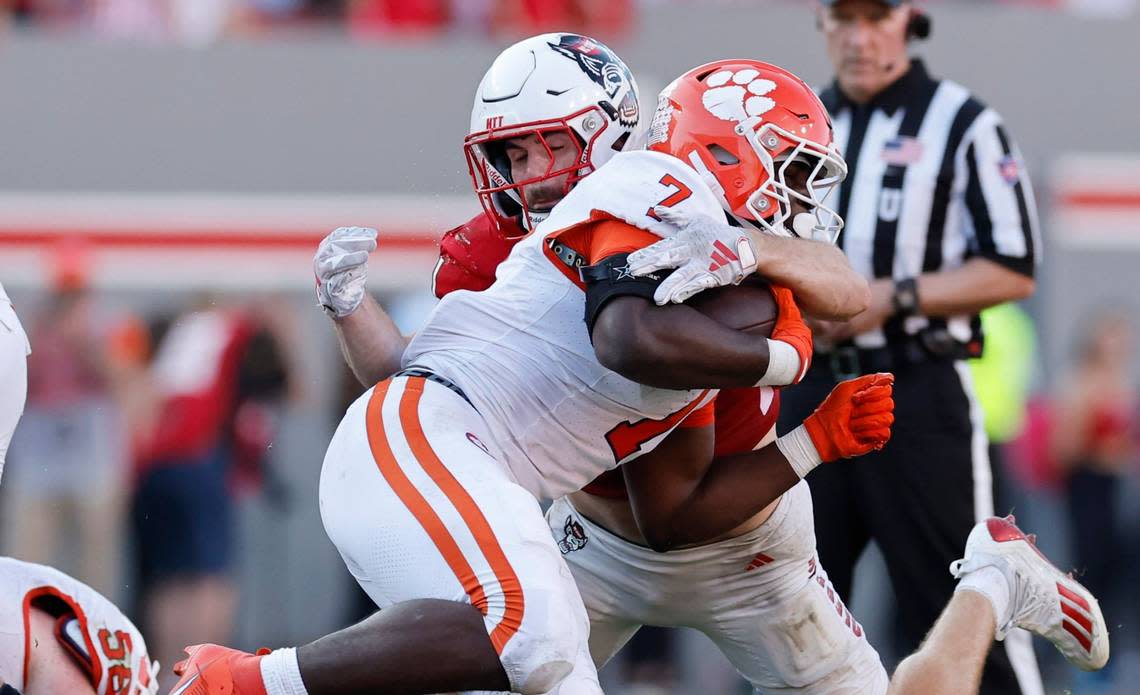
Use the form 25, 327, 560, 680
580, 252, 669, 337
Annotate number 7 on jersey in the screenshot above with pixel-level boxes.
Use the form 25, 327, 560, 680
646, 174, 693, 220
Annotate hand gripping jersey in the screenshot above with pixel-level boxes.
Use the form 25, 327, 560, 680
0, 558, 157, 694
404, 150, 726, 499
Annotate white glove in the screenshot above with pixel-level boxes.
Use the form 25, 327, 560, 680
626, 206, 759, 305
314, 226, 377, 318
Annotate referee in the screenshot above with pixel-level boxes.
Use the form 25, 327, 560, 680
777, 1, 1043, 694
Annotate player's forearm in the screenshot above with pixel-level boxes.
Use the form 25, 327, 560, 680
751, 232, 870, 320
333, 295, 411, 387
914, 257, 1035, 317
629, 444, 800, 551
593, 297, 771, 389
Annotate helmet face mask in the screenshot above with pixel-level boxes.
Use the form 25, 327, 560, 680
466, 33, 640, 236
740, 122, 847, 243
464, 106, 608, 236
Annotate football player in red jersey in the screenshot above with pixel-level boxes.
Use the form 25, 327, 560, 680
305, 53, 1109, 695
170, 38, 892, 695
311, 48, 893, 694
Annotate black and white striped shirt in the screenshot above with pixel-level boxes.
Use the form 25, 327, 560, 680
819, 59, 1040, 355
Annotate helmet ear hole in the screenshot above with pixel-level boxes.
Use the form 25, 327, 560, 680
707, 144, 740, 166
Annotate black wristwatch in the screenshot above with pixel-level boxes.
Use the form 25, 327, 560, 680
892, 277, 920, 318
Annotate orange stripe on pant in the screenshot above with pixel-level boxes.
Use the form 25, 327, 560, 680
399, 378, 525, 653
364, 378, 525, 654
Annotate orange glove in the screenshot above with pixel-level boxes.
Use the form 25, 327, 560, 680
767, 284, 813, 384
806, 373, 895, 461
776, 373, 895, 477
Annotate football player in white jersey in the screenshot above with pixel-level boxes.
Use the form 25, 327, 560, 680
0, 281, 30, 485
167, 41, 892, 695
169, 41, 1108, 695
0, 557, 159, 695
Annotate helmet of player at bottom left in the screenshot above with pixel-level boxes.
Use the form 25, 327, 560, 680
464, 32, 642, 238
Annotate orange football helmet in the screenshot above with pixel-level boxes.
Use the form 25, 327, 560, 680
648, 60, 847, 242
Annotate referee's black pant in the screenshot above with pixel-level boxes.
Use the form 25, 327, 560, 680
778, 356, 1043, 695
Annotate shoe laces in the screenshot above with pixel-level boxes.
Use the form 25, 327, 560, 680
1005, 561, 1051, 637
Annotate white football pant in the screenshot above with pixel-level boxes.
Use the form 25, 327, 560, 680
548, 481, 890, 694
319, 375, 601, 695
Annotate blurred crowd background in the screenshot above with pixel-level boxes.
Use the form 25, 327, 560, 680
1, 0, 1136, 45
1, 0, 1139, 693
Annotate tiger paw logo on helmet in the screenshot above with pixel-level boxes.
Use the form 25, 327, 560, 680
701, 69, 777, 124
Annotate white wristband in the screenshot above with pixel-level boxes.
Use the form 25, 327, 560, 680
755, 339, 802, 387
260, 647, 307, 695
776, 424, 823, 479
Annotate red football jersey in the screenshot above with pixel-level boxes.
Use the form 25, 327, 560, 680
431, 212, 525, 298
711, 386, 781, 458
579, 388, 781, 500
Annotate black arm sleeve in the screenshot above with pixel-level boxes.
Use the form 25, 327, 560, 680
580, 252, 669, 338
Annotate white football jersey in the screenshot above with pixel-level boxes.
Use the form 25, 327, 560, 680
0, 557, 157, 694
404, 150, 725, 499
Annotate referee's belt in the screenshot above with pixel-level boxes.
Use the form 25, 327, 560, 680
814, 337, 965, 381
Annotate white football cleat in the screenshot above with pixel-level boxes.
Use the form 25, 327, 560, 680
950, 515, 1109, 671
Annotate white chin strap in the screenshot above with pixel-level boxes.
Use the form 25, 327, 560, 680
521, 208, 552, 232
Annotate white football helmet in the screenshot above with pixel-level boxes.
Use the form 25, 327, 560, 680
464, 33, 641, 235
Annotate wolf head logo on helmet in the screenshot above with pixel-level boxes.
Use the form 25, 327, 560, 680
547, 34, 639, 129
547, 35, 629, 99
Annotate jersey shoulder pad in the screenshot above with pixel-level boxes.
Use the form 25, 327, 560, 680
433, 213, 523, 297
541, 150, 724, 239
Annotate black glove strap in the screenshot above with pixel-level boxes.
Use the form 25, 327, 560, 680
2, 683, 25, 695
